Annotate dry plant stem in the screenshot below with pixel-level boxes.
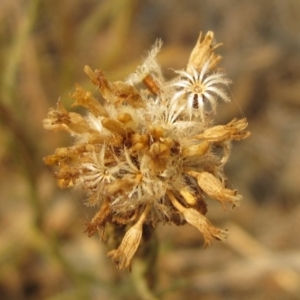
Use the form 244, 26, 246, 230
101, 0, 138, 68
130, 226, 159, 300
2, 0, 39, 105
0, 0, 43, 227
131, 258, 159, 300
0, 1, 90, 286
0, 102, 37, 181
79, 0, 138, 69
79, 0, 112, 37
0, 98, 44, 230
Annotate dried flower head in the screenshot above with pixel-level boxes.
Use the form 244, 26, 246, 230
43, 31, 250, 270
171, 61, 231, 119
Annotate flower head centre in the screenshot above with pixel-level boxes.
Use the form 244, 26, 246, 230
193, 85, 203, 94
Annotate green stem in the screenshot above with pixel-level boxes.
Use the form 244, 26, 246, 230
131, 227, 159, 300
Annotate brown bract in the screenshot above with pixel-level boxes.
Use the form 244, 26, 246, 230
43, 31, 250, 270
187, 31, 223, 72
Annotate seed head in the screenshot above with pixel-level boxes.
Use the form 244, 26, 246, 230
43, 31, 250, 269
171, 61, 231, 120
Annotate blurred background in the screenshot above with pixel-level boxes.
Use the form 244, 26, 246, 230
1, 0, 300, 299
